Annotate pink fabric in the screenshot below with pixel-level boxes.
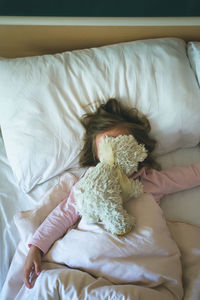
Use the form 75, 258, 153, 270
29, 186, 80, 254
139, 162, 200, 204
29, 162, 200, 254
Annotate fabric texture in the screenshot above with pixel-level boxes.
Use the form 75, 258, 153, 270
44, 193, 183, 298
14, 173, 77, 253
167, 220, 200, 300
1, 38, 200, 192
187, 41, 200, 86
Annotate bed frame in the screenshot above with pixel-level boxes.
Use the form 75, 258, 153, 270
0, 16, 200, 58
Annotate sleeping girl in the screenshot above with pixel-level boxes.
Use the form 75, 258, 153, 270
23, 98, 200, 289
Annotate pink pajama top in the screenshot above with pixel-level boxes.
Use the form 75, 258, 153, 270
29, 162, 200, 255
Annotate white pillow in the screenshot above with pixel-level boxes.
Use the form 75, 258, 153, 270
1, 38, 200, 192
187, 42, 200, 86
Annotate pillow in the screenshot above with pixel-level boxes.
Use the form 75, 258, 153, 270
187, 41, 200, 86
1, 38, 200, 192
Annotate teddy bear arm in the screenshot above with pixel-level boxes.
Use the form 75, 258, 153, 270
75, 192, 100, 224
120, 178, 143, 203
79, 202, 100, 224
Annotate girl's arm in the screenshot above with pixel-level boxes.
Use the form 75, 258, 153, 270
141, 161, 200, 204
29, 184, 80, 255
23, 184, 80, 288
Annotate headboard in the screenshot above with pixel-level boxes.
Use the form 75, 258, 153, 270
0, 16, 200, 58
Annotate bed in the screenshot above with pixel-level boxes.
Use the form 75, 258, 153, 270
0, 16, 200, 300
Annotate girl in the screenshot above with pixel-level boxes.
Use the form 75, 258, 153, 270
23, 98, 200, 289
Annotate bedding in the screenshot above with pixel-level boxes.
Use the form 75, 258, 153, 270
0, 133, 64, 291
2, 194, 184, 300
1, 36, 200, 299
187, 41, 200, 86
167, 221, 200, 300
0, 38, 200, 193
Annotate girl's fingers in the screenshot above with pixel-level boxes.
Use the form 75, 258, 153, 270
23, 267, 33, 289
23, 252, 42, 289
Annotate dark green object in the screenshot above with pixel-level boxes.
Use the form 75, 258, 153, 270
0, 0, 199, 17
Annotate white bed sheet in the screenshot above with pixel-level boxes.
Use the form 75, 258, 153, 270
0, 133, 60, 291
1, 128, 200, 292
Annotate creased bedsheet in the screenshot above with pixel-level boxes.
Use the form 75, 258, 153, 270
0, 133, 69, 290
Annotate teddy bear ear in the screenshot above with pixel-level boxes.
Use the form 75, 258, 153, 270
99, 137, 114, 165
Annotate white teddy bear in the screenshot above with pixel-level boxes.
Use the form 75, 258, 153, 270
74, 135, 147, 236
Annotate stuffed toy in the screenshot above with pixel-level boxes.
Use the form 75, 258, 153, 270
74, 135, 147, 236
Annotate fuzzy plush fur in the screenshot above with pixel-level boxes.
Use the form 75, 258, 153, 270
74, 135, 147, 235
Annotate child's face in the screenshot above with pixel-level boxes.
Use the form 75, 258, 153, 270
95, 126, 130, 159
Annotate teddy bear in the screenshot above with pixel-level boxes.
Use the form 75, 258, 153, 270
74, 134, 147, 236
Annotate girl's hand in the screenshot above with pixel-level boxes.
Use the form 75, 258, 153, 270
23, 245, 42, 289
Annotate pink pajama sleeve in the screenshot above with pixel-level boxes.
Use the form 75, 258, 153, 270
29, 185, 80, 255
141, 161, 200, 204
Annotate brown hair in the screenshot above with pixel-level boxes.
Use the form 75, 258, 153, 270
79, 99, 160, 170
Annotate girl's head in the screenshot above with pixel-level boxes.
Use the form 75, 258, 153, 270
79, 98, 160, 170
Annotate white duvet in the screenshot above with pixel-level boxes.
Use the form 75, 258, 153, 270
2, 193, 183, 300
2, 190, 200, 300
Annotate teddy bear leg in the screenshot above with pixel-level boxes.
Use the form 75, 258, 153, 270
99, 205, 136, 236
84, 214, 100, 224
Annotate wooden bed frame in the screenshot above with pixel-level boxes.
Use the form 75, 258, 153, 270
0, 17, 200, 58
